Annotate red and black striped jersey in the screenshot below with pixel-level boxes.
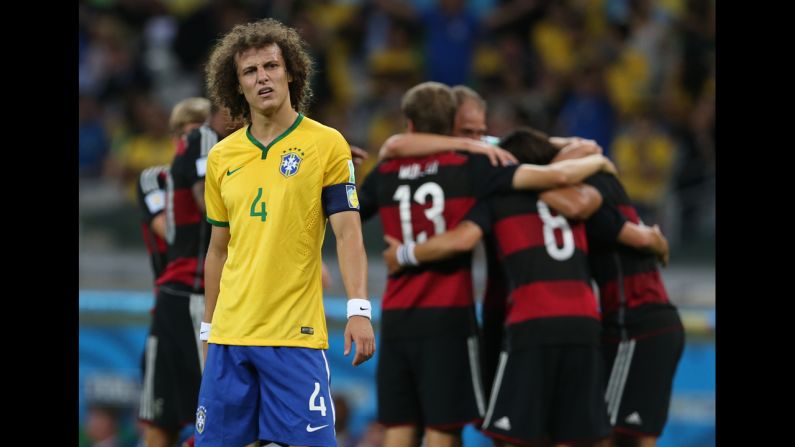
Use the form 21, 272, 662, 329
483, 235, 509, 315
584, 172, 678, 335
359, 151, 517, 339
467, 190, 601, 347
136, 165, 169, 282
156, 125, 217, 292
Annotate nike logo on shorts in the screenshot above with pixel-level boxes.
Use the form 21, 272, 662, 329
306, 423, 329, 432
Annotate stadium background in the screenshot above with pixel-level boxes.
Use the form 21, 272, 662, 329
78, 0, 715, 445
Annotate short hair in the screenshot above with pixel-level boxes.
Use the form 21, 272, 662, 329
451, 85, 487, 110
401, 82, 457, 135
498, 127, 558, 165
169, 97, 211, 135
205, 18, 314, 123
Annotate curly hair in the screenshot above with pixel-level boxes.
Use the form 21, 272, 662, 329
205, 18, 314, 123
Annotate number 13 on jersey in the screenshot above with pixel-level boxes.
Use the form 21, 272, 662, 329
392, 182, 446, 243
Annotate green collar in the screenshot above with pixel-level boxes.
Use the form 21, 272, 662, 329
246, 113, 304, 159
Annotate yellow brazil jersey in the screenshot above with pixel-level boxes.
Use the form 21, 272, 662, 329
204, 113, 356, 349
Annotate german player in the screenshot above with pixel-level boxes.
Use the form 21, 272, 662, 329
550, 135, 682, 447
358, 82, 615, 447
137, 97, 212, 447
382, 128, 615, 447
376, 86, 605, 403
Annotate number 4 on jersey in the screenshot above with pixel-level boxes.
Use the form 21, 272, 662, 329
250, 187, 268, 222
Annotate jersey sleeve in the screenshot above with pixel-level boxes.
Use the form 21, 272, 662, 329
204, 148, 228, 226
467, 153, 519, 199
463, 198, 495, 234
321, 130, 359, 216
137, 166, 167, 224
357, 164, 380, 221
584, 174, 627, 245
171, 129, 206, 188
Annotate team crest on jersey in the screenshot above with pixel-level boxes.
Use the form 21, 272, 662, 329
280, 148, 305, 177
196, 406, 207, 434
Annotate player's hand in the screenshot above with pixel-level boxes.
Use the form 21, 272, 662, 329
651, 224, 669, 267
466, 140, 518, 166
600, 156, 618, 176
491, 147, 518, 167
350, 145, 369, 167
383, 235, 403, 275
344, 315, 375, 366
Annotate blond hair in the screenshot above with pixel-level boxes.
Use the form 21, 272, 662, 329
169, 97, 211, 135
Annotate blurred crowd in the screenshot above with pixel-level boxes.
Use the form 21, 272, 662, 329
79, 0, 714, 247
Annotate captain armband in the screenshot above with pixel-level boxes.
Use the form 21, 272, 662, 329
322, 183, 360, 216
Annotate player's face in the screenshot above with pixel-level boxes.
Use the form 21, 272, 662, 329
453, 100, 487, 140
235, 44, 293, 117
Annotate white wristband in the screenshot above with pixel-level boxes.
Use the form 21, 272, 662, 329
347, 298, 372, 320
199, 322, 212, 341
397, 242, 419, 266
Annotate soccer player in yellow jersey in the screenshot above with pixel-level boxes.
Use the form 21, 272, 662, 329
195, 19, 375, 447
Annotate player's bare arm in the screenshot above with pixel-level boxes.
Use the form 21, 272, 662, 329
150, 213, 167, 239
549, 136, 598, 150
617, 223, 670, 267
329, 210, 376, 366
378, 132, 517, 166
383, 221, 484, 275
202, 225, 230, 360
192, 180, 206, 213
551, 139, 603, 162
539, 184, 603, 221
512, 154, 616, 190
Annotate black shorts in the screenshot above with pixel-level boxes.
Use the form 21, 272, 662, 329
603, 324, 685, 437
482, 344, 612, 445
138, 286, 204, 431
377, 334, 486, 429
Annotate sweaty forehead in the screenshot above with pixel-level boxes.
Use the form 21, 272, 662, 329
235, 44, 283, 66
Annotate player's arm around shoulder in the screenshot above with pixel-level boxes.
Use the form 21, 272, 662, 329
382, 221, 484, 275
329, 211, 375, 366
512, 154, 616, 190
540, 184, 603, 221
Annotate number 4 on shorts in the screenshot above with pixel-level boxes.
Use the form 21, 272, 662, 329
309, 382, 327, 416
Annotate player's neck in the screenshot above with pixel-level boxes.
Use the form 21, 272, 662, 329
249, 105, 299, 146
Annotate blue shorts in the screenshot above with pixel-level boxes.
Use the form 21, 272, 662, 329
195, 345, 337, 447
